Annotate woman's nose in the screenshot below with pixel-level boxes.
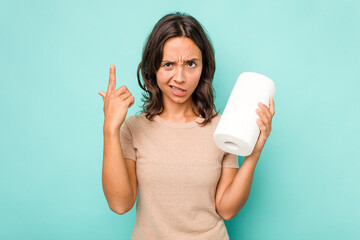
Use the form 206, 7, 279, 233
173, 66, 185, 83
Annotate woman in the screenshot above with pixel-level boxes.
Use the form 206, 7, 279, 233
99, 12, 275, 240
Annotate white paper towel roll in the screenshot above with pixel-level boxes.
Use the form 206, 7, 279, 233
213, 72, 275, 156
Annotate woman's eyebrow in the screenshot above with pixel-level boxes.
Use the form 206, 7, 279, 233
161, 58, 200, 63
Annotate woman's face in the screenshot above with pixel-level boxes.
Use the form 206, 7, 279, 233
156, 37, 203, 106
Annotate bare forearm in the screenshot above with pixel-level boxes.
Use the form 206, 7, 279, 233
102, 127, 133, 213
219, 153, 260, 220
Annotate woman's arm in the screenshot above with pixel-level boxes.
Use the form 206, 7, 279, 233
218, 152, 260, 220
219, 98, 275, 220
102, 127, 134, 214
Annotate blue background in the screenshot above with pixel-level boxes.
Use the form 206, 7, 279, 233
1, 0, 359, 239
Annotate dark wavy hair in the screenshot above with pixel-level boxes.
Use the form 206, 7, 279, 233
136, 12, 220, 127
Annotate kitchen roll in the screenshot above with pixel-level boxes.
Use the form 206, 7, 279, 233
213, 72, 275, 156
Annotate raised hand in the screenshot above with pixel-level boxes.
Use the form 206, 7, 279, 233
251, 97, 275, 156
99, 64, 135, 132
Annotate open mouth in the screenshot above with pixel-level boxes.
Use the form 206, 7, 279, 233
170, 85, 185, 92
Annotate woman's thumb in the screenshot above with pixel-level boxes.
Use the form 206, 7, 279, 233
98, 91, 106, 101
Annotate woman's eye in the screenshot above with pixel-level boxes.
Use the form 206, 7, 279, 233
187, 61, 196, 67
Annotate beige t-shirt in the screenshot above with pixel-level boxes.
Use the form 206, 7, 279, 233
120, 112, 239, 240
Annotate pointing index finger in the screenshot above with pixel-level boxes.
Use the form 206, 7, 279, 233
107, 64, 116, 94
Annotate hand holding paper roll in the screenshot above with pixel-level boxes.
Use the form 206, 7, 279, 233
213, 72, 276, 156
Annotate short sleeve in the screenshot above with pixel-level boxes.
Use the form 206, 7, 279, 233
222, 152, 239, 168
119, 119, 136, 161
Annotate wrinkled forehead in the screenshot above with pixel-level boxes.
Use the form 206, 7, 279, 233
161, 37, 202, 62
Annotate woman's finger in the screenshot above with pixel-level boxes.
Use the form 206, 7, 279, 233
107, 64, 116, 94
256, 118, 267, 132
256, 108, 269, 126
127, 96, 135, 108
98, 91, 106, 101
119, 91, 132, 101
114, 85, 128, 96
270, 97, 275, 116
257, 102, 272, 121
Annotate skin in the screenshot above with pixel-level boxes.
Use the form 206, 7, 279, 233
156, 37, 202, 122
216, 97, 275, 220
254, 98, 275, 155
98, 36, 276, 219
155, 36, 277, 220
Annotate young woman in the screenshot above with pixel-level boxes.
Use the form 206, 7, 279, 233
99, 12, 275, 240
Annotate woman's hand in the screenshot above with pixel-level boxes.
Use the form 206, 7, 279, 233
251, 97, 275, 156
99, 64, 135, 132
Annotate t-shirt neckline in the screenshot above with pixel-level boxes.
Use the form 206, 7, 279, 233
153, 114, 203, 128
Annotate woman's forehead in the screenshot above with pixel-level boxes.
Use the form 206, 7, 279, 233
162, 37, 202, 61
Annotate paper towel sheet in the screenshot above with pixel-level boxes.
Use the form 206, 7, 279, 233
214, 72, 275, 156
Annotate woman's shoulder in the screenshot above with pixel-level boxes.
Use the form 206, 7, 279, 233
196, 112, 222, 128
208, 112, 222, 123
123, 112, 151, 127
212, 112, 222, 119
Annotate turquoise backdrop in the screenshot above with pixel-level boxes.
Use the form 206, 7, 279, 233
1, 0, 359, 239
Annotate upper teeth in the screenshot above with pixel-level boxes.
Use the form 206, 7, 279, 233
171, 86, 184, 91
